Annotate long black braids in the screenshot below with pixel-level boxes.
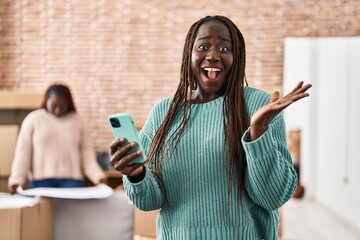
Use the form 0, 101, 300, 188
146, 15, 249, 205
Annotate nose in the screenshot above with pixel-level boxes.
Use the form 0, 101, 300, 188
206, 48, 220, 62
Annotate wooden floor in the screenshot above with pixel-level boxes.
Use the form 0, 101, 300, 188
282, 199, 360, 240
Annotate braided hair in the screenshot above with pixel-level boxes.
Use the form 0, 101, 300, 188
146, 15, 249, 203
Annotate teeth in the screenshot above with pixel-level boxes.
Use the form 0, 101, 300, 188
204, 68, 221, 72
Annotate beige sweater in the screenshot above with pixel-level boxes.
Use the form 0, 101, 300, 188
8, 109, 105, 187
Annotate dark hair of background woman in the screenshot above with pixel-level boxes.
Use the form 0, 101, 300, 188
40, 84, 76, 113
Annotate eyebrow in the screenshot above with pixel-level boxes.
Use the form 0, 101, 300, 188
196, 36, 231, 43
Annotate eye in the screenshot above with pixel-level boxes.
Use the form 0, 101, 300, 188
219, 46, 229, 52
198, 44, 208, 51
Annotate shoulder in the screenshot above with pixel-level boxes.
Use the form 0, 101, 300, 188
27, 108, 48, 117
18, 109, 49, 130
23, 109, 48, 122
244, 86, 271, 106
243, 86, 271, 116
244, 86, 271, 103
150, 97, 173, 116
153, 97, 173, 109
141, 97, 172, 133
67, 112, 82, 121
243, 86, 284, 122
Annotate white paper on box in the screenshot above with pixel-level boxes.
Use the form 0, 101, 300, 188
17, 184, 113, 199
0, 193, 40, 208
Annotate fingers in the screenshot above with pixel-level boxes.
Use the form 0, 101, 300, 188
293, 82, 312, 95
269, 91, 280, 103
9, 184, 19, 194
112, 148, 142, 170
287, 82, 312, 98
119, 163, 144, 176
109, 138, 125, 155
279, 82, 311, 104
98, 178, 108, 185
289, 92, 310, 102
268, 82, 311, 108
109, 139, 144, 176
289, 81, 306, 94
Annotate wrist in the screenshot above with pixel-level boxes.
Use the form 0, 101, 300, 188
250, 126, 267, 141
127, 166, 146, 183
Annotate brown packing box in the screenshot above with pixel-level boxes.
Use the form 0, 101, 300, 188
0, 125, 19, 177
0, 198, 53, 240
134, 208, 159, 238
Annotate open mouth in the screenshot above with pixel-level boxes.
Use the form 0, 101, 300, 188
203, 67, 221, 80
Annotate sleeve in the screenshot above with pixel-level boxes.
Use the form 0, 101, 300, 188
80, 119, 105, 184
242, 114, 297, 210
8, 114, 34, 187
122, 105, 165, 211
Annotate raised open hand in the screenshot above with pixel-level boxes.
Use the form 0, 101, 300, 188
250, 81, 312, 141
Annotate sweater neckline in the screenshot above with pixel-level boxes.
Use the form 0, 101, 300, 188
189, 95, 224, 110
41, 109, 76, 120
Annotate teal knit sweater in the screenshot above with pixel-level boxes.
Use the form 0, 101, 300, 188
123, 87, 297, 240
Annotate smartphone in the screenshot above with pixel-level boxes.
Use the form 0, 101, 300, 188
108, 113, 146, 164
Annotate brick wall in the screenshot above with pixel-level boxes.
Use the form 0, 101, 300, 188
1, 0, 359, 150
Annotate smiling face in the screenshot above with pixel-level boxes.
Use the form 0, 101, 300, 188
191, 20, 233, 103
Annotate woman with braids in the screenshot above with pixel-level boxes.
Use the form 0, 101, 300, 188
110, 15, 311, 239
9, 84, 106, 193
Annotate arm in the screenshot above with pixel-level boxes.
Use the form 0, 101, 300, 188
123, 165, 165, 211
8, 115, 34, 192
242, 82, 311, 210
80, 120, 106, 184
242, 115, 297, 210
110, 108, 165, 211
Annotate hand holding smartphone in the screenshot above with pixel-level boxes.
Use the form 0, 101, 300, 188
108, 113, 146, 164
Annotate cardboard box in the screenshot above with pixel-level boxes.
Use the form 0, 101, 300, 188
0, 125, 19, 177
0, 198, 53, 240
134, 208, 159, 238
0, 177, 10, 193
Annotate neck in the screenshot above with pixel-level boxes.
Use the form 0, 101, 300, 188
190, 90, 224, 104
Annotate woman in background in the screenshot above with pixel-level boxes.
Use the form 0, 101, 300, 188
8, 84, 106, 193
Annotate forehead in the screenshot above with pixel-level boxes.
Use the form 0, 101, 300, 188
48, 93, 65, 102
195, 21, 231, 42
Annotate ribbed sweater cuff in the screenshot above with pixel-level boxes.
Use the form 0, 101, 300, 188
123, 166, 150, 194
241, 127, 275, 161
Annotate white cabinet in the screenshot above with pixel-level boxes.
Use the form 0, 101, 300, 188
283, 37, 360, 231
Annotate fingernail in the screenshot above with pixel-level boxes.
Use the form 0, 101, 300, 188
130, 142, 136, 147
137, 150, 142, 155
119, 138, 124, 142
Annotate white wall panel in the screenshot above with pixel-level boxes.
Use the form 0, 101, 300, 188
283, 38, 317, 198
345, 37, 360, 229
284, 37, 360, 231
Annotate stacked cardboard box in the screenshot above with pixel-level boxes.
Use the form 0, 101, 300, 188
0, 198, 53, 240
0, 125, 19, 177
134, 208, 159, 239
